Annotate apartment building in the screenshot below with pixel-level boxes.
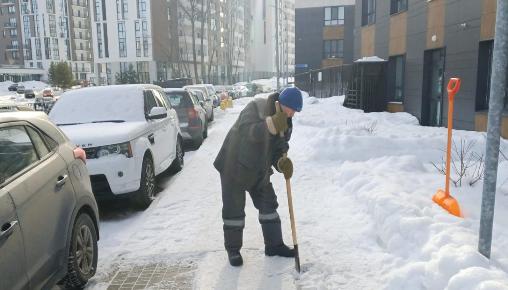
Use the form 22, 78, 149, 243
67, 0, 93, 81
0, 0, 44, 81
355, 0, 503, 133
294, 0, 355, 75
247, 0, 295, 81
90, 0, 159, 85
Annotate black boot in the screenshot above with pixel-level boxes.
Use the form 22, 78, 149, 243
224, 225, 244, 266
265, 244, 295, 257
261, 222, 295, 258
227, 250, 243, 266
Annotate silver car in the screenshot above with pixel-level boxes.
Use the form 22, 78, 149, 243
0, 112, 99, 289
184, 85, 215, 121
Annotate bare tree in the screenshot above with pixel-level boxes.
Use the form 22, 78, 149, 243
178, 0, 200, 82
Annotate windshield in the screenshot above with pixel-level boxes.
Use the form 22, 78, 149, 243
49, 86, 145, 125
187, 86, 208, 98
164, 92, 191, 108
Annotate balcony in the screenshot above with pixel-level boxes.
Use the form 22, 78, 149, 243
5, 45, 19, 50
4, 22, 17, 29
71, 0, 89, 8
0, 0, 15, 6
72, 12, 90, 19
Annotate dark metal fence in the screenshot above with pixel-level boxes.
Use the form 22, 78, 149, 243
295, 62, 388, 113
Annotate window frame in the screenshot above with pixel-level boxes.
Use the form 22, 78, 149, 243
362, 0, 376, 26
387, 54, 406, 103
143, 90, 159, 116
324, 6, 344, 26
0, 122, 58, 188
323, 39, 344, 59
390, 0, 408, 15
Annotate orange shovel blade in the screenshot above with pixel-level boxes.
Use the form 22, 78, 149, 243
432, 189, 462, 217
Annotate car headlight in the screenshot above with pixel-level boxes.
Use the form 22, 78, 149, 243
87, 142, 132, 159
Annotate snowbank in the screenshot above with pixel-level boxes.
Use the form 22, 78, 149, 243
290, 94, 508, 289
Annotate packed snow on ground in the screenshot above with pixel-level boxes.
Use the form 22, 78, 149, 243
86, 93, 508, 290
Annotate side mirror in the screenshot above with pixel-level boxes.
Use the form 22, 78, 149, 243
147, 107, 167, 120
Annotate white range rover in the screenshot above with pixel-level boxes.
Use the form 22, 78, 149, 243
49, 84, 184, 208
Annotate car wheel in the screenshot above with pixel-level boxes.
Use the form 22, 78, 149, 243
210, 109, 214, 122
132, 155, 156, 209
63, 213, 98, 289
169, 138, 184, 173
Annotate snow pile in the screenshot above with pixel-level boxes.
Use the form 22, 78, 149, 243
355, 56, 387, 62
290, 95, 508, 289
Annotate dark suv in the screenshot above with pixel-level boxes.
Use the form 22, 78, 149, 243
164, 88, 208, 146
0, 112, 99, 289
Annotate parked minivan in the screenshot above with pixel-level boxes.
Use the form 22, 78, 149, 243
49, 84, 184, 208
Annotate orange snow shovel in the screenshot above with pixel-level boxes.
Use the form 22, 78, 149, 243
432, 78, 463, 218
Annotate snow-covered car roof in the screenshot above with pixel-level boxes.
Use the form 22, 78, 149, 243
49, 84, 161, 125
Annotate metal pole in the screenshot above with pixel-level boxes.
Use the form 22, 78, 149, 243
479, 0, 508, 259
275, 0, 280, 91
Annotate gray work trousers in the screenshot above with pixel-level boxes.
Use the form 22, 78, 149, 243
220, 173, 284, 252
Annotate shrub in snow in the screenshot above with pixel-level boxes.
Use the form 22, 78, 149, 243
431, 139, 485, 187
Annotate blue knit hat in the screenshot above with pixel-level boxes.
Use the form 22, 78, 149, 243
279, 87, 303, 112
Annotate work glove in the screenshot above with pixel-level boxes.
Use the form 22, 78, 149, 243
266, 103, 288, 135
277, 156, 293, 180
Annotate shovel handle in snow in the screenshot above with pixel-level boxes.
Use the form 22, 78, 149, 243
285, 176, 301, 273
281, 152, 301, 273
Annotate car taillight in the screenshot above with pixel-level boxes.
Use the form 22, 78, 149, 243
187, 108, 198, 119
74, 147, 86, 164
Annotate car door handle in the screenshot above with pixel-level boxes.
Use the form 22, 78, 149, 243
56, 175, 68, 187
0, 220, 18, 241
148, 133, 155, 144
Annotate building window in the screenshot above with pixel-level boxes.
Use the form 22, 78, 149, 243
96, 23, 103, 58
35, 38, 42, 60
94, 0, 101, 21
8, 5, 15, 14
52, 38, 59, 59
118, 22, 127, 57
362, 0, 376, 26
23, 15, 30, 37
387, 55, 405, 102
116, 0, 127, 20
324, 6, 344, 26
21, 3, 29, 14
49, 15, 56, 37
137, 0, 147, 19
46, 0, 55, 14
323, 39, 343, 59
390, 0, 407, 15
44, 37, 51, 59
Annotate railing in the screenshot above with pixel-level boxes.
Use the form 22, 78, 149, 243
4, 22, 17, 28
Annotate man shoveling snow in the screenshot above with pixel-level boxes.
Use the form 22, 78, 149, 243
214, 87, 303, 266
